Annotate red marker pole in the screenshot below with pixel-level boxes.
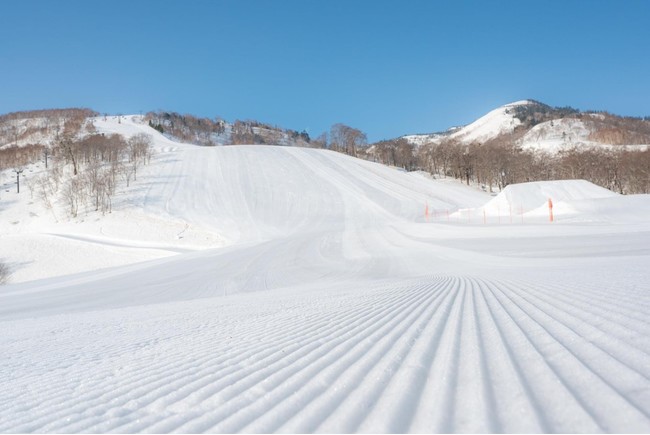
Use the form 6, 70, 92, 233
548, 198, 554, 223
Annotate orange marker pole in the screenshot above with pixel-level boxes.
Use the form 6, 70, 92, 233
548, 198, 554, 223
425, 202, 429, 221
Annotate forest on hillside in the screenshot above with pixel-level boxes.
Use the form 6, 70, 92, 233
1, 108, 649, 202
365, 136, 649, 194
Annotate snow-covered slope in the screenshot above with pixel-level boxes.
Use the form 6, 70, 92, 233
403, 100, 650, 153
448, 100, 527, 143
519, 117, 650, 153
1, 115, 489, 282
404, 100, 528, 146
1, 116, 649, 433
400, 132, 447, 146
519, 117, 595, 152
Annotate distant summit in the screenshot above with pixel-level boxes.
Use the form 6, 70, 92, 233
403, 100, 650, 153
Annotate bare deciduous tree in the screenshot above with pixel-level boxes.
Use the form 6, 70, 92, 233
62, 177, 83, 217
127, 133, 153, 181
311, 132, 328, 149
369, 133, 649, 194
330, 124, 367, 157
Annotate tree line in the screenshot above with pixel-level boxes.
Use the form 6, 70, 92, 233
2, 108, 649, 203
301, 119, 649, 195
144, 111, 311, 147
0, 108, 97, 147
354, 136, 650, 194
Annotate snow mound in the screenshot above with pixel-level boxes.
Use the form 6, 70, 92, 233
529, 194, 650, 223
481, 179, 618, 216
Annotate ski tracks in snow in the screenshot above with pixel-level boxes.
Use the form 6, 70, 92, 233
2, 274, 649, 433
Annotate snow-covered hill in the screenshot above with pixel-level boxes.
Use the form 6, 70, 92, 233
404, 100, 650, 153
448, 100, 526, 143
0, 108, 97, 149
1, 116, 650, 432
403, 100, 529, 146
1, 115, 489, 282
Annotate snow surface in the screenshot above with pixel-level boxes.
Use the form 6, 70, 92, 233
1, 116, 650, 432
448, 100, 527, 144
520, 117, 594, 152
400, 132, 446, 146
478, 179, 618, 217
404, 101, 529, 146
520, 117, 650, 153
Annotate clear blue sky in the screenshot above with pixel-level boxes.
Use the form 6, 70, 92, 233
1, 0, 649, 142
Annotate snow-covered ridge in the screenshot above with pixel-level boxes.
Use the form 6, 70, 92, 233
0, 110, 310, 150
520, 117, 592, 151
403, 99, 650, 153
520, 116, 650, 152
404, 100, 533, 146
447, 100, 527, 144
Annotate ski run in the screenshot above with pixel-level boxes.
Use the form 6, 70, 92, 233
1, 116, 649, 433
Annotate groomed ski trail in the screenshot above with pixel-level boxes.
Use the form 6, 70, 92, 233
2, 275, 649, 433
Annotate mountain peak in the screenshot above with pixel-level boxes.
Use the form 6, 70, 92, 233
503, 99, 536, 107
